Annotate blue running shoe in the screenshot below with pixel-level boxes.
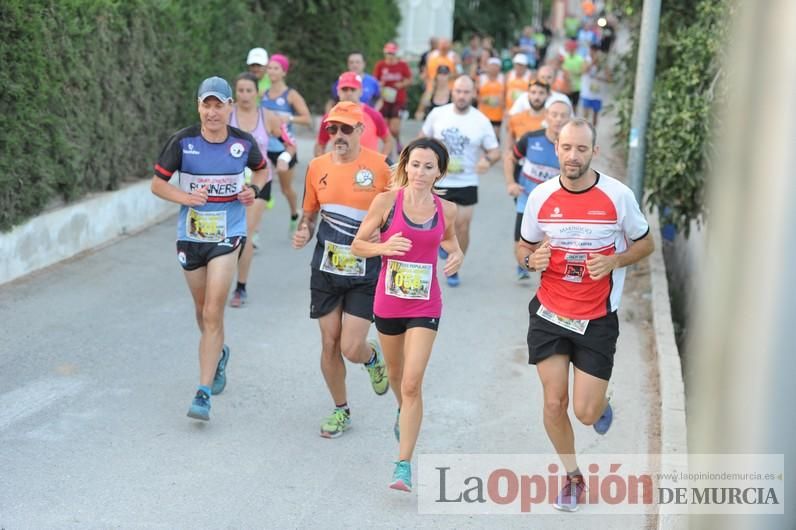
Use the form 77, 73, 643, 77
446, 272, 460, 287
517, 265, 530, 280
593, 401, 613, 435
389, 460, 412, 492
553, 474, 585, 512
187, 390, 211, 421
212, 345, 230, 395
394, 409, 400, 442
438, 246, 449, 260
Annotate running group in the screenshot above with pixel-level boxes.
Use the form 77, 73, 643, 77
151, 20, 652, 512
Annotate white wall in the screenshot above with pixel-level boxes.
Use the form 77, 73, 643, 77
396, 0, 455, 57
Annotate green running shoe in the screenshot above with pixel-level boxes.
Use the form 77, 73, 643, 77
320, 407, 351, 438
389, 460, 412, 492
289, 217, 299, 233
266, 197, 275, 210
365, 339, 389, 395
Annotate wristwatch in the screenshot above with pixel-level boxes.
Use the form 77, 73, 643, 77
248, 183, 261, 197
524, 254, 535, 272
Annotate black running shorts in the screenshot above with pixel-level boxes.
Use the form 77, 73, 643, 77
267, 150, 298, 169
176, 236, 246, 271
434, 185, 478, 206
374, 315, 440, 335
526, 296, 619, 381
256, 180, 273, 201
309, 268, 375, 320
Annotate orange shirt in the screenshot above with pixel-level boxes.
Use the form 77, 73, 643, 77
505, 70, 531, 112
303, 148, 391, 218
426, 52, 456, 90
508, 111, 545, 140
477, 73, 505, 122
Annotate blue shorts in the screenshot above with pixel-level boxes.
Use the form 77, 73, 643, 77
581, 97, 603, 113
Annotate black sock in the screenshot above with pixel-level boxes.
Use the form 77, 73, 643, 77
237, 282, 246, 292
290, 213, 299, 221
335, 402, 350, 415
567, 467, 582, 479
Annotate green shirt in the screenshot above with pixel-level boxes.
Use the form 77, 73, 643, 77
562, 53, 586, 92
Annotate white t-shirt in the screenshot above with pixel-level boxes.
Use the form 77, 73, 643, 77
508, 90, 566, 116
421, 103, 499, 188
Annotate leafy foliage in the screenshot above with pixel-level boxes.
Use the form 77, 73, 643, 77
453, 0, 548, 49
613, 0, 731, 234
1, 0, 399, 231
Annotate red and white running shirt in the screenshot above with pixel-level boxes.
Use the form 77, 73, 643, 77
520, 172, 649, 320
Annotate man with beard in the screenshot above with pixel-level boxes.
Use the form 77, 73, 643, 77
505, 78, 551, 158
420, 75, 500, 287
508, 64, 562, 116
517, 119, 654, 512
505, 93, 571, 280
293, 101, 392, 439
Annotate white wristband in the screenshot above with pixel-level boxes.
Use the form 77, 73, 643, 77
278, 151, 293, 164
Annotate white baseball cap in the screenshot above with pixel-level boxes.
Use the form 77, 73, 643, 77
544, 93, 574, 112
487, 57, 502, 66
512, 53, 529, 65
246, 47, 269, 66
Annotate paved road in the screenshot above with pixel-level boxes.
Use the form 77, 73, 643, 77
0, 119, 657, 528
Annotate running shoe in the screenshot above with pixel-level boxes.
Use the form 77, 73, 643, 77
252, 232, 260, 249
229, 288, 247, 308
212, 344, 230, 395
593, 401, 613, 435
438, 246, 449, 260
320, 407, 351, 438
517, 265, 530, 280
289, 217, 299, 233
394, 409, 400, 442
365, 339, 389, 395
266, 197, 275, 210
553, 474, 586, 512
389, 460, 412, 492
187, 389, 211, 421
446, 273, 460, 287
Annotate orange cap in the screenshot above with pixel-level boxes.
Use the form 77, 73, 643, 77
325, 101, 364, 127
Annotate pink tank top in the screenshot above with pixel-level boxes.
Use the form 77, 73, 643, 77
230, 108, 273, 182
374, 188, 446, 319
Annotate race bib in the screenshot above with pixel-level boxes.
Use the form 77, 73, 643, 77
186, 209, 227, 242
320, 241, 366, 276
382, 86, 398, 103
536, 303, 589, 335
448, 156, 465, 173
385, 259, 433, 300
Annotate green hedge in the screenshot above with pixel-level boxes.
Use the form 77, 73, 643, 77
269, 0, 400, 111
0, 0, 399, 231
612, 0, 731, 234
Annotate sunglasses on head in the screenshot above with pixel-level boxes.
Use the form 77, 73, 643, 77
325, 123, 355, 135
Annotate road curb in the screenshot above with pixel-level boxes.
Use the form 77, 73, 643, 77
648, 209, 689, 529
0, 180, 176, 285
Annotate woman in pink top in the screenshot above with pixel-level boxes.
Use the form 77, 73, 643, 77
352, 138, 463, 492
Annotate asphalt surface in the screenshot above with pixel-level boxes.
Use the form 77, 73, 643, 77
0, 119, 657, 529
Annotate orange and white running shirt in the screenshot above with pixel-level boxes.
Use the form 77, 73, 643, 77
303, 148, 391, 278
520, 172, 649, 320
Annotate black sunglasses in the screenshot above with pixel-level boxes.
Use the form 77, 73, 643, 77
325, 123, 355, 135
